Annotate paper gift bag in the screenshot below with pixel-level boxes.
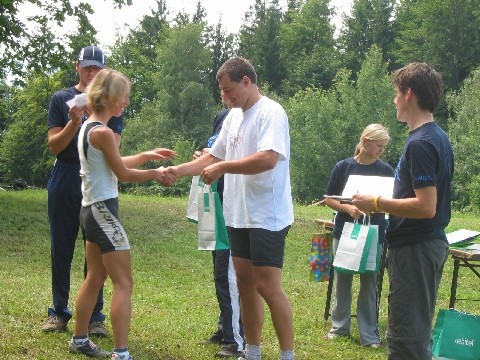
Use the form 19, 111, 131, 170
308, 231, 333, 282
186, 176, 203, 223
363, 224, 381, 273
197, 184, 230, 251
186, 176, 217, 223
333, 221, 374, 274
432, 309, 480, 359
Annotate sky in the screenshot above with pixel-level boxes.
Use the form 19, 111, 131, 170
20, 0, 353, 50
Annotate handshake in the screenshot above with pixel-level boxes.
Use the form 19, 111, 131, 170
147, 146, 222, 187
155, 166, 179, 187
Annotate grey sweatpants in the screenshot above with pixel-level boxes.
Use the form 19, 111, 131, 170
329, 238, 381, 346
386, 238, 449, 360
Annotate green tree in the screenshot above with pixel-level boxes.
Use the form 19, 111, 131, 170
287, 45, 398, 202
338, 0, 396, 75
0, 81, 15, 139
108, 0, 170, 117
192, 0, 207, 24
0, 0, 131, 80
0, 72, 62, 185
447, 68, 480, 211
207, 20, 237, 103
238, 0, 285, 91
154, 23, 214, 143
0, 7, 101, 184
119, 23, 216, 195
278, 0, 338, 95
392, 0, 480, 92
116, 7, 234, 193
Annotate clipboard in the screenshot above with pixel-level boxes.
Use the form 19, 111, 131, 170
324, 195, 352, 204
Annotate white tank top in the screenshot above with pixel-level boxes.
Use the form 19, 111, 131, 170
78, 121, 118, 206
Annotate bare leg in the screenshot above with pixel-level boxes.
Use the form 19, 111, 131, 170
73, 241, 107, 336
253, 266, 294, 350
233, 257, 264, 346
102, 249, 133, 349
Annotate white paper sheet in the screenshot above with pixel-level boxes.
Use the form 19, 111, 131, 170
341, 174, 394, 198
446, 229, 480, 245
66, 93, 87, 109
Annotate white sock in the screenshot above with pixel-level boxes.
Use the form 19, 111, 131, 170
280, 349, 294, 360
246, 344, 261, 360
113, 349, 130, 359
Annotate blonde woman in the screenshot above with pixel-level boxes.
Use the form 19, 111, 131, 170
68, 69, 175, 359
324, 124, 394, 348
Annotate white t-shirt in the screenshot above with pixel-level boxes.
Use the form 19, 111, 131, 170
210, 96, 294, 231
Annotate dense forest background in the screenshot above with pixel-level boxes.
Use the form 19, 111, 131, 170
1, 0, 480, 210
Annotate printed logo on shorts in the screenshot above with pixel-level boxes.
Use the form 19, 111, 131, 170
94, 202, 126, 246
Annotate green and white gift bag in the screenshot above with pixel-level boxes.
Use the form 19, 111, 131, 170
363, 224, 381, 273
432, 309, 480, 360
197, 184, 230, 251
333, 220, 375, 274
186, 176, 205, 223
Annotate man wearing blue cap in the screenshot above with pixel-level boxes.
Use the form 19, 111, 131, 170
42, 45, 123, 339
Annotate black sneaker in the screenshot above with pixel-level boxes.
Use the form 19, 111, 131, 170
68, 339, 111, 357
199, 330, 223, 345
216, 344, 243, 358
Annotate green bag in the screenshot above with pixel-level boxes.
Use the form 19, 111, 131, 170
432, 309, 480, 359
186, 176, 217, 223
332, 221, 375, 274
363, 224, 381, 273
197, 184, 230, 251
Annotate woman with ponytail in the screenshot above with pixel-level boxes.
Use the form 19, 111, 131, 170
324, 124, 394, 348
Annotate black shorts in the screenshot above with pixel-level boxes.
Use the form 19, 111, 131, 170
229, 226, 290, 268
80, 198, 129, 254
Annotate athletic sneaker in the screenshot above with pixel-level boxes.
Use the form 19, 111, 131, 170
326, 331, 349, 340
216, 344, 243, 358
68, 339, 111, 357
88, 321, 107, 337
41, 315, 67, 332
236, 351, 246, 360
111, 353, 135, 360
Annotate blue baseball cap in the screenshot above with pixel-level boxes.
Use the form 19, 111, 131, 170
77, 45, 105, 68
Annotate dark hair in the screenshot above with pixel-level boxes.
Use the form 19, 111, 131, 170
216, 57, 257, 84
392, 62, 443, 113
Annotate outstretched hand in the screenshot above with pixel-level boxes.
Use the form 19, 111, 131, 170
193, 148, 210, 160
145, 148, 177, 162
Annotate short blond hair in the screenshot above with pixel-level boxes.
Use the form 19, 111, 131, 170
354, 124, 390, 156
87, 69, 130, 113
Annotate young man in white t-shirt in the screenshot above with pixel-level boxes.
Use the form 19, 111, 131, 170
167, 57, 294, 360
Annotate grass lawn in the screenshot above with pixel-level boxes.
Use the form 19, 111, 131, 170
0, 189, 479, 359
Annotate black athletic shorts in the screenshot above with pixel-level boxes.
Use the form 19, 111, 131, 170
230, 226, 290, 268
80, 198, 129, 253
